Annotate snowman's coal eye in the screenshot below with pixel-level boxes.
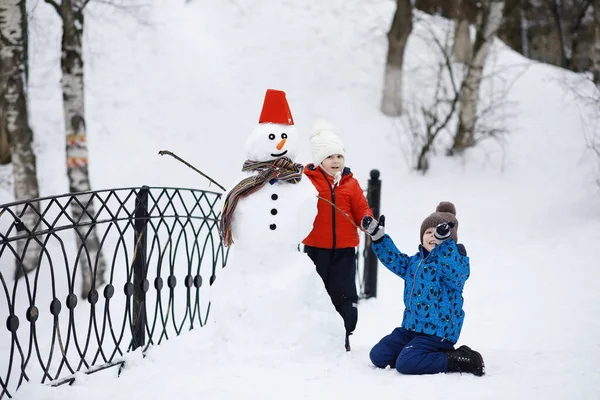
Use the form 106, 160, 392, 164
281, 133, 288, 139
268, 134, 276, 140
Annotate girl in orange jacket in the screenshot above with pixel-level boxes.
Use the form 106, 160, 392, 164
302, 124, 373, 351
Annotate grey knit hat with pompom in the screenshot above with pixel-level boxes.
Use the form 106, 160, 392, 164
420, 202, 459, 243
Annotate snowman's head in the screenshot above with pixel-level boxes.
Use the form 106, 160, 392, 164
245, 89, 300, 161
244, 123, 300, 161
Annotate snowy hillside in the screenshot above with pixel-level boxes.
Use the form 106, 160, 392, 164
6, 0, 600, 399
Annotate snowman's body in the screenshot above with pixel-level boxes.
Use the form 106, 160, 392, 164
212, 90, 344, 354
212, 243, 342, 356
228, 170, 317, 255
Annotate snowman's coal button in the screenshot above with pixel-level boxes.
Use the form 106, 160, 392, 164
271, 208, 278, 215
270, 224, 277, 230
271, 194, 278, 200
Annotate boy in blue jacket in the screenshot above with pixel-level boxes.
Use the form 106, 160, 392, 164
362, 202, 485, 376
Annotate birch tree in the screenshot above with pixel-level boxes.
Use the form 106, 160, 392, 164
451, 0, 505, 153
453, 0, 473, 63
0, 0, 43, 278
43, 0, 106, 298
381, 0, 413, 116
593, 0, 600, 85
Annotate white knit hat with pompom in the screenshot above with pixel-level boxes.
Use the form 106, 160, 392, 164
310, 120, 345, 166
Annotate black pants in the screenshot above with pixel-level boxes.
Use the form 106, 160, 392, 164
304, 245, 358, 334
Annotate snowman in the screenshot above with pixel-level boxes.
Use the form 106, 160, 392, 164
219, 89, 317, 254
213, 89, 343, 357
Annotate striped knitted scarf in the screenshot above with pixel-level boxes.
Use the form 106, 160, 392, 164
219, 157, 304, 247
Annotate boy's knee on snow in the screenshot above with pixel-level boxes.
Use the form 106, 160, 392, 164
369, 346, 392, 369
395, 356, 421, 375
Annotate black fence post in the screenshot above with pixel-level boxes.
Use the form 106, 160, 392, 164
363, 169, 381, 299
132, 186, 149, 350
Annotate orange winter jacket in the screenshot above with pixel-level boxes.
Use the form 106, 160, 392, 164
302, 164, 373, 249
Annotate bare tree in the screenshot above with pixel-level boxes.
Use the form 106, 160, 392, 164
421, 0, 597, 74
593, 0, 600, 84
526, 0, 593, 71
0, 124, 10, 165
572, 78, 600, 186
399, 17, 514, 173
415, 0, 442, 15
550, 0, 570, 67
451, 0, 506, 153
412, 56, 461, 171
43, 0, 106, 298
569, 1, 593, 71
381, 0, 413, 116
519, 0, 531, 57
453, 0, 474, 63
584, 5, 600, 184
0, 0, 43, 278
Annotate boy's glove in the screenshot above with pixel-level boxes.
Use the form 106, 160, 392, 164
434, 221, 456, 243
361, 215, 385, 242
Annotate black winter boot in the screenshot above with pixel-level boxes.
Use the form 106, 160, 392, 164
345, 332, 352, 352
446, 345, 485, 376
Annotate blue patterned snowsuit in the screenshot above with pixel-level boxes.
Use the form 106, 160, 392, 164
369, 235, 470, 374
372, 234, 470, 343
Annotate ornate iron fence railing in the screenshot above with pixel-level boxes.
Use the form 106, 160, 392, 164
0, 186, 228, 398
0, 172, 382, 399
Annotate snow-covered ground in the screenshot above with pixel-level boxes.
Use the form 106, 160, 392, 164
4, 0, 600, 399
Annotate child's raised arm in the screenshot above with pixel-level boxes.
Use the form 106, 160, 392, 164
362, 216, 410, 279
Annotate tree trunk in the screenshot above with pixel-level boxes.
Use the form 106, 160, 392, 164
0, 3, 17, 166
592, 0, 600, 85
381, 0, 413, 116
520, 0, 530, 57
0, 0, 43, 278
453, 0, 474, 63
452, 0, 506, 153
52, 0, 106, 297
414, 0, 441, 15
550, 0, 569, 68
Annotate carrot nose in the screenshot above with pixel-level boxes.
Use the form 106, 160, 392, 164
276, 139, 286, 150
